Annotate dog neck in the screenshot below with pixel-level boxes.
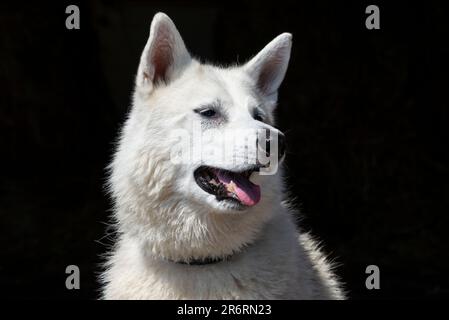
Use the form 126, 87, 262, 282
116, 187, 280, 264
167, 254, 233, 266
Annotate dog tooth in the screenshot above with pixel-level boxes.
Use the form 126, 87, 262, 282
226, 180, 237, 193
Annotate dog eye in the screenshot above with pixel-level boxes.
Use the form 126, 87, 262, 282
253, 110, 265, 122
196, 108, 218, 118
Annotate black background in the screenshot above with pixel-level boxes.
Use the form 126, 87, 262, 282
1, 0, 448, 299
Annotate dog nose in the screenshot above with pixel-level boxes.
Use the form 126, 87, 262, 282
257, 129, 286, 160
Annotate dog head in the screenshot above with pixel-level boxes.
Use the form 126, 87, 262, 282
110, 13, 292, 260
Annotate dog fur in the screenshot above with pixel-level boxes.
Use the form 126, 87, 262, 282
100, 12, 345, 300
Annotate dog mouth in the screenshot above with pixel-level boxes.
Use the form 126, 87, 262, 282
194, 166, 261, 207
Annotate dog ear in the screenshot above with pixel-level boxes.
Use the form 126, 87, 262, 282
244, 33, 292, 102
136, 12, 191, 91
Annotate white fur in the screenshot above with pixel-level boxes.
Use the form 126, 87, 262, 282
101, 12, 345, 300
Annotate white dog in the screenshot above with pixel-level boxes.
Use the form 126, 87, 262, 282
101, 12, 345, 299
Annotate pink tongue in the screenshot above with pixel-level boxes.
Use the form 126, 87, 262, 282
216, 170, 261, 206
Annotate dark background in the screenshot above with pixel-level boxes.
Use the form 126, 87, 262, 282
1, 0, 448, 299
